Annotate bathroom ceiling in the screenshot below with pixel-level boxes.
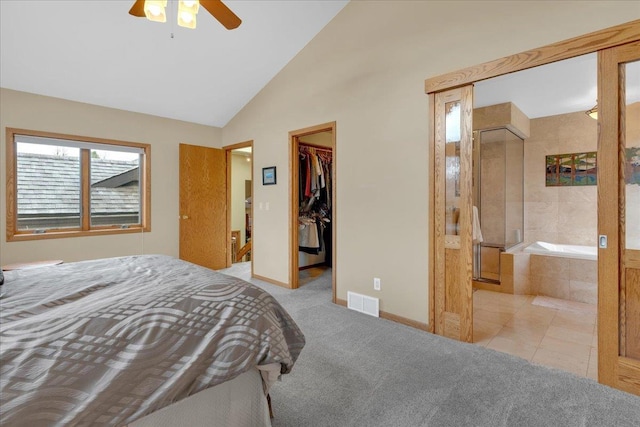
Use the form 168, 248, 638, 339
475, 53, 640, 119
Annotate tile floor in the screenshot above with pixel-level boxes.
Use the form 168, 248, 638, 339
473, 290, 598, 379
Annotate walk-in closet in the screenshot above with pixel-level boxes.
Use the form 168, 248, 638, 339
298, 142, 333, 271
290, 124, 336, 294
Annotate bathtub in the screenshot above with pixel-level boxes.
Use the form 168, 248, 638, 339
523, 241, 597, 261
524, 241, 597, 304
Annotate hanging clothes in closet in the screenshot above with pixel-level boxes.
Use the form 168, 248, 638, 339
298, 145, 332, 266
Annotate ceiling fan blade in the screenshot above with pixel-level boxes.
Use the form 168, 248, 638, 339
200, 0, 242, 30
129, 0, 146, 17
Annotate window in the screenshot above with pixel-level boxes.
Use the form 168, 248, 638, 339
6, 128, 151, 241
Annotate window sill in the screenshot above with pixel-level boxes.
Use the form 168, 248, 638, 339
7, 226, 150, 242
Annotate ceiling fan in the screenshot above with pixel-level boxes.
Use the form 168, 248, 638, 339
129, 0, 241, 30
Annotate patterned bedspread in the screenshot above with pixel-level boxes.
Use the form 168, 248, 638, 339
0, 255, 305, 426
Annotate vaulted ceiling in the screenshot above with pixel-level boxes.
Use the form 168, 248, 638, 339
2, 2, 637, 127
0, 0, 349, 127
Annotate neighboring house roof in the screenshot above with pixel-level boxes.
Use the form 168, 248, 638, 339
17, 153, 139, 215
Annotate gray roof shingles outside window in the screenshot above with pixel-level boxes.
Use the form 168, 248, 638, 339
17, 153, 140, 216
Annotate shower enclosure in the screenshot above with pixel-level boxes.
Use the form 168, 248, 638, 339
473, 128, 524, 283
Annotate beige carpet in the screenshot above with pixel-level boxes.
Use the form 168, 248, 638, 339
219, 263, 640, 427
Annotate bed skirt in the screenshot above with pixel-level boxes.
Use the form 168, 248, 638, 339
129, 367, 273, 427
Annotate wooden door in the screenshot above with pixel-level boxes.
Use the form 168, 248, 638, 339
179, 143, 227, 270
598, 41, 640, 395
433, 86, 474, 342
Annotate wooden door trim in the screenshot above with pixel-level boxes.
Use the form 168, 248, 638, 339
598, 40, 640, 395
289, 121, 336, 304
433, 91, 449, 335
223, 141, 253, 151
425, 19, 640, 94
597, 46, 621, 388
433, 87, 474, 341
428, 93, 436, 332
224, 141, 253, 272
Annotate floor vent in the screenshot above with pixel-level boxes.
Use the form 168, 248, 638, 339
347, 291, 379, 317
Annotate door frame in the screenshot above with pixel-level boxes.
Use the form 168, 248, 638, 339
433, 86, 474, 342
223, 140, 253, 275
289, 121, 336, 303
426, 19, 640, 390
597, 41, 640, 395
178, 143, 227, 270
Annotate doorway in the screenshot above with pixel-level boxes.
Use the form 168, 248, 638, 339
427, 21, 640, 395
179, 143, 227, 270
289, 122, 336, 302
224, 141, 253, 272
469, 54, 599, 378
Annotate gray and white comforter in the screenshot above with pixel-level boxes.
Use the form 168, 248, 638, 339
0, 255, 305, 426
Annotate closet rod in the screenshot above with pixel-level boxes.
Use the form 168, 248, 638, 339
299, 141, 333, 152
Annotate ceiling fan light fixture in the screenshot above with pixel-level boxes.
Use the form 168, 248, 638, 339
586, 104, 598, 120
181, 0, 199, 9
178, 11, 197, 29
144, 0, 168, 23
178, 1, 200, 29
130, 0, 241, 30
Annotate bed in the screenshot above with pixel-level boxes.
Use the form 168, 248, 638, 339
0, 255, 305, 426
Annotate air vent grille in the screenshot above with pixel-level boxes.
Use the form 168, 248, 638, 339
347, 291, 379, 317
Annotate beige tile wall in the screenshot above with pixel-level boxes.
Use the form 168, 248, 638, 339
529, 255, 597, 304
525, 112, 598, 246
500, 252, 531, 295
480, 136, 506, 245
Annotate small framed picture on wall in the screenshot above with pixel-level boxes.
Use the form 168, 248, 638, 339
262, 166, 277, 185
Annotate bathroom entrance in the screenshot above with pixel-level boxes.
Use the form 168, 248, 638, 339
428, 21, 640, 394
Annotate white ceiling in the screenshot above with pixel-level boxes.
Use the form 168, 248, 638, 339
475, 54, 597, 118
1, 2, 637, 127
0, 0, 349, 127
475, 53, 640, 119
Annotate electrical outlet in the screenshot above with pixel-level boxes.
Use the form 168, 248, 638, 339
373, 277, 381, 291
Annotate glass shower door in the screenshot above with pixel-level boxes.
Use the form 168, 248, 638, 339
473, 128, 524, 283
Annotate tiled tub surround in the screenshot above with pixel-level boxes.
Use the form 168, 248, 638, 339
529, 253, 597, 304
499, 250, 531, 295
492, 242, 597, 305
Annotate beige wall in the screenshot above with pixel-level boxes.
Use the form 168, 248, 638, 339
0, 88, 221, 264
524, 111, 598, 246
222, 1, 639, 324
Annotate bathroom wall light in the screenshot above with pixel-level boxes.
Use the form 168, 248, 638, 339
586, 104, 598, 120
